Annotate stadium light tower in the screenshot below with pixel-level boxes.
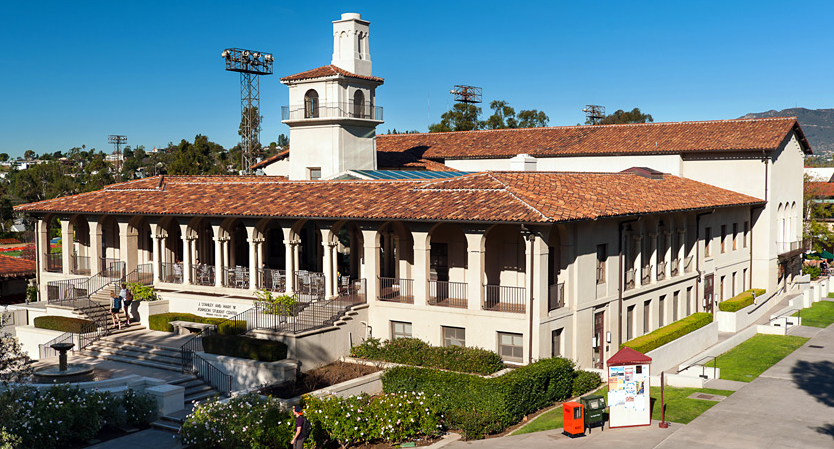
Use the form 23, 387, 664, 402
108, 135, 127, 181
222, 48, 274, 174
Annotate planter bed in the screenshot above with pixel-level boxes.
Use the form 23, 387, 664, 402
259, 361, 380, 398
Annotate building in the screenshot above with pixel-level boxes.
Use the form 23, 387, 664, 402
0, 254, 35, 305
14, 12, 809, 370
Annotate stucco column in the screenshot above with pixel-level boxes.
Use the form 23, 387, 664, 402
648, 232, 658, 283
38, 218, 50, 275
524, 233, 535, 364
633, 235, 643, 287
531, 230, 549, 359
60, 218, 72, 275
412, 230, 430, 307
213, 231, 224, 288
361, 228, 380, 302
464, 230, 485, 311
119, 220, 138, 275
89, 220, 103, 275
663, 231, 672, 279
322, 239, 335, 298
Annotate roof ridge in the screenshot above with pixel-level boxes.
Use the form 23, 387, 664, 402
485, 172, 550, 221
378, 116, 799, 138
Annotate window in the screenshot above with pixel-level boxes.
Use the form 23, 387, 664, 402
498, 332, 523, 363
732, 223, 738, 250
720, 275, 726, 301
705, 227, 712, 257
659, 295, 666, 327
686, 287, 692, 316
442, 326, 466, 347
353, 90, 366, 118
626, 305, 635, 341
673, 291, 679, 321
308, 168, 322, 180
596, 244, 606, 284
303, 89, 320, 118
551, 329, 562, 357
743, 221, 749, 248
732, 272, 737, 297
643, 300, 651, 333
391, 321, 412, 339
743, 268, 748, 291
720, 225, 726, 253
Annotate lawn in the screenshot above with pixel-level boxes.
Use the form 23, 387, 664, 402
793, 301, 834, 328
706, 334, 809, 382
0, 250, 22, 257
511, 386, 735, 435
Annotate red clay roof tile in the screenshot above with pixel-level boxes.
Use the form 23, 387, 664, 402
0, 254, 36, 278
280, 65, 384, 83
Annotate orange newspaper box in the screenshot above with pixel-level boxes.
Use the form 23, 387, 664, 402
562, 401, 585, 437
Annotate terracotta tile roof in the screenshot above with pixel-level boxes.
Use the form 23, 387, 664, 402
806, 182, 834, 197
377, 150, 458, 172
15, 173, 763, 224
376, 117, 812, 160
251, 150, 290, 169
0, 254, 36, 278
280, 65, 384, 83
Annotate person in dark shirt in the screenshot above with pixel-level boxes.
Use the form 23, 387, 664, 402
291, 405, 309, 448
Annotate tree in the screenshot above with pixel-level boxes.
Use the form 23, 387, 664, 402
168, 135, 224, 175
517, 109, 549, 128
276, 134, 289, 148
23, 150, 35, 161
429, 103, 483, 132
485, 100, 518, 129
804, 220, 834, 253
0, 153, 8, 162
0, 313, 33, 385
592, 108, 654, 125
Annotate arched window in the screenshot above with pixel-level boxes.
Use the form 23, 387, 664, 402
304, 89, 319, 118
353, 90, 365, 118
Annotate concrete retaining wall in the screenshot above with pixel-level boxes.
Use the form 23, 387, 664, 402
646, 321, 719, 374
198, 352, 298, 391
717, 292, 780, 332
15, 325, 64, 360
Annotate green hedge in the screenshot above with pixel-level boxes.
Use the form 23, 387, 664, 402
202, 334, 288, 362
381, 357, 574, 439
147, 313, 226, 332
718, 288, 766, 312
33, 316, 94, 333
350, 337, 504, 375
621, 312, 713, 354
572, 370, 602, 397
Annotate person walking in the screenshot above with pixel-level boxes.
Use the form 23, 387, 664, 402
291, 405, 312, 449
109, 291, 122, 330
121, 283, 132, 327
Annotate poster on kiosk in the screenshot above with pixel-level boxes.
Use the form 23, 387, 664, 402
606, 347, 652, 428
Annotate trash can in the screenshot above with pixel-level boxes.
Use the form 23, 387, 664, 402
580, 394, 606, 433
562, 401, 585, 437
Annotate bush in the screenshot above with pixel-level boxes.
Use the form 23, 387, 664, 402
0, 385, 156, 449
202, 334, 288, 362
127, 283, 159, 301
33, 316, 94, 333
803, 264, 822, 280
572, 370, 602, 396
305, 392, 444, 447
254, 289, 295, 316
147, 313, 226, 332
621, 312, 713, 354
381, 357, 574, 439
179, 393, 294, 449
719, 288, 766, 312
351, 337, 504, 375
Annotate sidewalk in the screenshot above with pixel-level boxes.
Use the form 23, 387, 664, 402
86, 429, 183, 449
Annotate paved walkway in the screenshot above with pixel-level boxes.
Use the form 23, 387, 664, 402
86, 429, 183, 449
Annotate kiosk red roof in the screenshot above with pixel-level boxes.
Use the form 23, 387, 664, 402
607, 347, 652, 366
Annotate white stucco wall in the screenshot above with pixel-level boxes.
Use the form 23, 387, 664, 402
445, 154, 682, 174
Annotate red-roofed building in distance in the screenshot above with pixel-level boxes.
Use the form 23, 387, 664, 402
12, 12, 809, 373
0, 254, 35, 305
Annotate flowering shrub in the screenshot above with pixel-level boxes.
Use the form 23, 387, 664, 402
351, 337, 504, 375
304, 392, 444, 447
0, 385, 156, 449
179, 393, 294, 449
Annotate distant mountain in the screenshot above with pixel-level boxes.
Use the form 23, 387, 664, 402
739, 108, 834, 155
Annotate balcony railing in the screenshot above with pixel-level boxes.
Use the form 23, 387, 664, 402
259, 268, 286, 292
45, 253, 62, 273
282, 102, 383, 121
295, 270, 325, 300
656, 261, 666, 281
625, 268, 636, 290
684, 255, 694, 273
428, 280, 467, 308
548, 282, 565, 312
161, 262, 183, 284
71, 255, 91, 275
378, 277, 413, 304
338, 278, 366, 304
100, 257, 121, 276
222, 266, 250, 289
191, 264, 215, 286
670, 258, 680, 276
776, 241, 802, 255
483, 285, 526, 314
642, 265, 652, 284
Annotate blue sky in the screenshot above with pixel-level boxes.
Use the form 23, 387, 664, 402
1, 1, 832, 158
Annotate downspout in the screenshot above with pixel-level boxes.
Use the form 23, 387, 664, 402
527, 231, 535, 364
696, 209, 716, 314
618, 217, 640, 347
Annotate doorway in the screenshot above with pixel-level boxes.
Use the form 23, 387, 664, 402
704, 273, 714, 312
593, 311, 605, 369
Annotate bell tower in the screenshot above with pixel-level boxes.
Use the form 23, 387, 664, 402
281, 12, 383, 181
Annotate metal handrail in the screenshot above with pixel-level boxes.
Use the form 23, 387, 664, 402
160, 262, 183, 284
428, 280, 467, 308
71, 255, 92, 275
46, 261, 125, 305
282, 102, 383, 121
222, 266, 250, 289
259, 268, 286, 292
483, 284, 526, 313
45, 253, 62, 273
378, 277, 414, 303
191, 352, 233, 397
124, 263, 154, 285
677, 355, 718, 380
39, 331, 74, 359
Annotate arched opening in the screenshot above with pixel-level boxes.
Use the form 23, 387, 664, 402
304, 89, 319, 118
217, 219, 250, 289
158, 217, 182, 283
69, 215, 91, 275
188, 218, 215, 286
483, 224, 526, 313
256, 220, 287, 292
332, 221, 365, 301
127, 215, 153, 281
427, 223, 468, 307
377, 222, 414, 303
547, 227, 564, 311
353, 90, 365, 118
42, 215, 62, 273
99, 216, 121, 275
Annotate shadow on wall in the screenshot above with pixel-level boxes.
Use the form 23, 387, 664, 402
791, 360, 834, 438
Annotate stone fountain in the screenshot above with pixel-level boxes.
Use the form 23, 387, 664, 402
33, 342, 94, 383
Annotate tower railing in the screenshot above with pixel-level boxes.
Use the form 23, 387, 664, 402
282, 102, 383, 121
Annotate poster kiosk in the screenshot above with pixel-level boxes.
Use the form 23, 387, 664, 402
606, 347, 652, 428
